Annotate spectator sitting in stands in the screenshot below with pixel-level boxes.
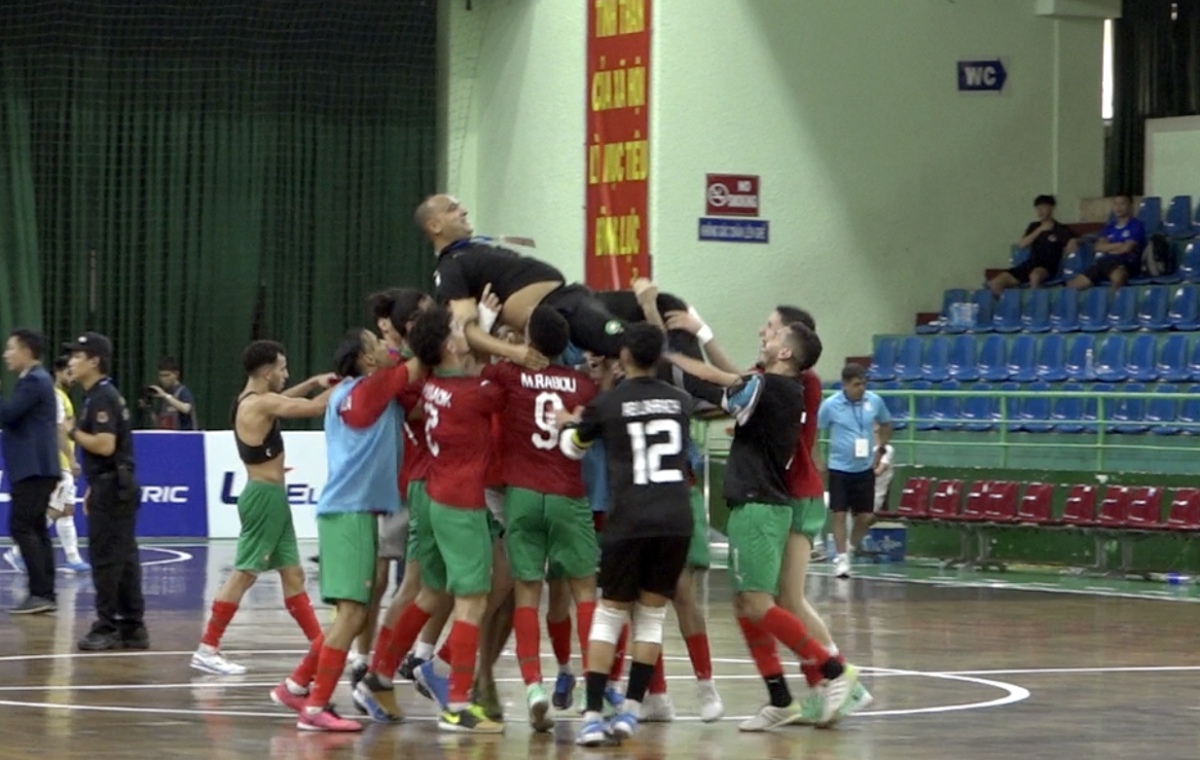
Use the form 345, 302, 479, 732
140, 356, 196, 430
987, 194, 1075, 297
1066, 193, 1146, 293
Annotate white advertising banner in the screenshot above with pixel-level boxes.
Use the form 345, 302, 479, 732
203, 431, 327, 540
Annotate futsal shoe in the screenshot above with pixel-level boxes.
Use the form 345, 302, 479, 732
737, 702, 803, 732
552, 670, 576, 710
639, 692, 676, 722
348, 658, 369, 693
9, 596, 55, 615
271, 682, 309, 713
609, 710, 638, 741
575, 717, 611, 747
397, 653, 425, 681
816, 664, 859, 726
415, 659, 450, 710
3, 549, 26, 574
843, 680, 874, 715
297, 706, 363, 733
352, 673, 404, 723
834, 554, 852, 579
474, 681, 504, 721
525, 683, 554, 732
437, 704, 504, 734
696, 679, 725, 722
61, 560, 92, 575
191, 646, 248, 675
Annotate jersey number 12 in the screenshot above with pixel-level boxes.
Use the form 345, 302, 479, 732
626, 419, 683, 485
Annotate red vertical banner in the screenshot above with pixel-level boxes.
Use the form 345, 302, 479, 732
585, 0, 650, 290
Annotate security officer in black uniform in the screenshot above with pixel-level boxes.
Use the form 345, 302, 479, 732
65, 332, 148, 651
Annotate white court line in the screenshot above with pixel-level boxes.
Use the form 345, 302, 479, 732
937, 665, 1200, 677
0, 545, 191, 573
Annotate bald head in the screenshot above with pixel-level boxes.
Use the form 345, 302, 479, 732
415, 194, 473, 250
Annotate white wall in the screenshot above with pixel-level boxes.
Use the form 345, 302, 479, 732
444, 0, 1107, 374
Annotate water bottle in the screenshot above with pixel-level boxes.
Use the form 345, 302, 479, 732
1084, 348, 1094, 380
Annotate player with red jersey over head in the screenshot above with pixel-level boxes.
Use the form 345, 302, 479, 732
479, 305, 598, 732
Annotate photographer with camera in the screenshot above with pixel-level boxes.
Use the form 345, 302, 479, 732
139, 356, 196, 430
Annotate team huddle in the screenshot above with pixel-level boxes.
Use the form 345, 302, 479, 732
188, 195, 871, 743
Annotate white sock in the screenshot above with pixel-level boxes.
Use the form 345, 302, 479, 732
198, 642, 217, 655
448, 701, 469, 712
623, 698, 642, 718
827, 643, 840, 658
286, 678, 309, 695
584, 709, 604, 724
55, 516, 81, 564
414, 641, 435, 661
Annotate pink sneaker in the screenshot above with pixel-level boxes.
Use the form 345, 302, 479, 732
270, 682, 308, 714
297, 706, 363, 733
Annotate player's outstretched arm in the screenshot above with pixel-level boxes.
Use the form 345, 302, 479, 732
258, 388, 335, 419
666, 352, 740, 388
282, 374, 336, 398
450, 297, 549, 369
664, 308, 740, 375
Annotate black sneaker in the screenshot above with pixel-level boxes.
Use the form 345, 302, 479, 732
349, 659, 369, 693
398, 654, 425, 682
78, 628, 123, 651
9, 596, 56, 615
121, 625, 150, 650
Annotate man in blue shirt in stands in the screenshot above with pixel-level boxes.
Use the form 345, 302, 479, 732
817, 363, 892, 579
1, 328, 62, 614
1067, 193, 1147, 293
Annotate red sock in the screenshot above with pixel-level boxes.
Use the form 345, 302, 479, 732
284, 592, 323, 642
304, 644, 349, 710
447, 621, 480, 705
609, 624, 629, 681
759, 606, 830, 666
576, 601, 595, 671
649, 652, 668, 695
290, 635, 324, 690
514, 606, 542, 685
368, 626, 394, 676
685, 633, 713, 680
372, 604, 431, 678
547, 615, 573, 668
201, 601, 239, 648
437, 639, 452, 664
737, 617, 783, 678
804, 646, 845, 686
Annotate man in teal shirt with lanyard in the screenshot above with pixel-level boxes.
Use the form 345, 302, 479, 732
817, 363, 892, 579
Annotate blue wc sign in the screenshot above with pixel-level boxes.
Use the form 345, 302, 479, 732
957, 59, 1007, 92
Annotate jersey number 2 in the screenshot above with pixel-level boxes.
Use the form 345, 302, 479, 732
626, 419, 683, 485
532, 392, 564, 451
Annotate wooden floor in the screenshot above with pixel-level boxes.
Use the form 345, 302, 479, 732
2, 542, 1199, 760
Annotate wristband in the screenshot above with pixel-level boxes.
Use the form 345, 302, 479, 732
477, 304, 500, 335
696, 325, 714, 346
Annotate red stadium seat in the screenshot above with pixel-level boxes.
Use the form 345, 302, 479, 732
1062, 485, 1099, 527
1096, 486, 1133, 528
960, 481, 993, 521
928, 479, 963, 520
1016, 483, 1055, 524
896, 477, 931, 518
1166, 488, 1200, 531
1125, 487, 1166, 529
983, 481, 1020, 522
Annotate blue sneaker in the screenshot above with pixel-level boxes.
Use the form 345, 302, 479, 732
61, 560, 91, 575
415, 659, 450, 710
4, 549, 26, 574
552, 671, 576, 710
609, 710, 638, 741
575, 717, 609, 747
604, 687, 625, 712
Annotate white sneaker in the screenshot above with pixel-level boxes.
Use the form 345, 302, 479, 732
738, 702, 802, 732
191, 646, 248, 675
639, 692, 675, 722
834, 554, 852, 579
817, 665, 858, 726
696, 679, 724, 722
4, 549, 26, 574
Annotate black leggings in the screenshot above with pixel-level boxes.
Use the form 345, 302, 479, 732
541, 284, 706, 364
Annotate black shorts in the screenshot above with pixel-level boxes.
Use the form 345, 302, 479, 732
828, 469, 876, 515
1008, 257, 1059, 283
1082, 255, 1140, 283
542, 284, 627, 357
598, 535, 690, 603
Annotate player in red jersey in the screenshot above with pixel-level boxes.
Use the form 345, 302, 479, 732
478, 305, 598, 731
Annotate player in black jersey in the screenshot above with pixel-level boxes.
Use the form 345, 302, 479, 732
668, 321, 858, 730
556, 323, 693, 747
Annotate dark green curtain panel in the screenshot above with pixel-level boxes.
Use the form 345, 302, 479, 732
0, 1, 437, 427
1107, 0, 1200, 195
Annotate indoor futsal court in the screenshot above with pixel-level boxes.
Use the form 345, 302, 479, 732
2, 542, 1197, 760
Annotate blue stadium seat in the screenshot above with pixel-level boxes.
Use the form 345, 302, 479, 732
1049, 288, 1080, 332
1036, 333, 1069, 382
922, 336, 951, 382
977, 334, 1010, 382
1168, 285, 1200, 330
1017, 380, 1053, 433
1021, 289, 1051, 333
964, 289, 995, 333
947, 334, 980, 382
1126, 333, 1159, 383
1107, 287, 1139, 331
1179, 384, 1200, 435
1158, 334, 1191, 382
1147, 384, 1181, 435
1052, 382, 1087, 433
1082, 383, 1108, 433
880, 380, 907, 431
998, 381, 1022, 431
1165, 196, 1193, 238
910, 380, 936, 431
894, 336, 925, 382
1007, 334, 1038, 382
961, 383, 998, 432
1109, 382, 1149, 434
1188, 340, 1200, 382
867, 337, 899, 381
1010, 246, 1031, 267
931, 380, 962, 430
1172, 240, 1200, 284
918, 288, 969, 334
1137, 285, 1170, 330
1093, 334, 1129, 382
1046, 245, 1091, 286
1138, 196, 1163, 235
992, 289, 1022, 333
1064, 334, 1097, 381
1078, 288, 1110, 332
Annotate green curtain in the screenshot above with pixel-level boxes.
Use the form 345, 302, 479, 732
1107, 0, 1200, 195
0, 1, 437, 427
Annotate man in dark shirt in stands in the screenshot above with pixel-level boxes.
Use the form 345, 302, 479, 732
143, 356, 196, 430
988, 195, 1076, 297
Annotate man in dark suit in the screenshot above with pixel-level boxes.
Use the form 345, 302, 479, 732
1, 328, 62, 614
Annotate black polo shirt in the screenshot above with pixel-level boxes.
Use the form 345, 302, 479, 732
78, 378, 136, 482
434, 239, 564, 304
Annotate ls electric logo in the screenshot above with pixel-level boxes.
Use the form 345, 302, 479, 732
141, 486, 190, 504
220, 470, 320, 506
